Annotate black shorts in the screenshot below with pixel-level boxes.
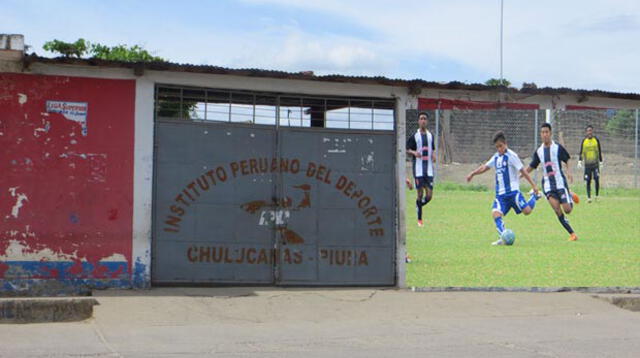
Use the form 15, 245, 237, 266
584, 167, 600, 181
545, 188, 572, 204
415, 176, 434, 190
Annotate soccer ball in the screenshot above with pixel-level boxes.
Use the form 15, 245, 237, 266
501, 229, 516, 246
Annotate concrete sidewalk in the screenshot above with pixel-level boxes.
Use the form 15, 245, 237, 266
1, 288, 639, 357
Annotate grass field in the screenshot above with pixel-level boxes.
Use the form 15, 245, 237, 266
405, 182, 640, 287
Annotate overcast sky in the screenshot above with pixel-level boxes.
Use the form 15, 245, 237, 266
3, 0, 639, 93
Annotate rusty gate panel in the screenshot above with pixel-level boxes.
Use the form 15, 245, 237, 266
153, 120, 396, 286
277, 129, 396, 285
153, 121, 277, 284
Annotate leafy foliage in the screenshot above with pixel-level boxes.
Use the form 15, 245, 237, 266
89, 43, 163, 62
42, 38, 164, 62
606, 110, 636, 138
485, 78, 511, 87
42, 39, 194, 118
42, 38, 89, 58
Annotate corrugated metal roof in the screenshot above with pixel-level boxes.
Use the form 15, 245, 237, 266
23, 55, 640, 101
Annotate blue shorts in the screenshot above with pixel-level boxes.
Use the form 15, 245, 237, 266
492, 191, 528, 216
415, 176, 434, 190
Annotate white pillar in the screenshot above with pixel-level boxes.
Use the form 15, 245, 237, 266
132, 78, 155, 288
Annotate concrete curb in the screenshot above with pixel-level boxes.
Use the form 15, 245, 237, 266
0, 298, 99, 324
411, 287, 640, 294
593, 295, 640, 312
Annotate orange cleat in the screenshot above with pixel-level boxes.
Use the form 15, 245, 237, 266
571, 192, 580, 204
417, 219, 424, 227
569, 233, 578, 241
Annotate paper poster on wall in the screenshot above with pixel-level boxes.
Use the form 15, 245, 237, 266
46, 101, 89, 136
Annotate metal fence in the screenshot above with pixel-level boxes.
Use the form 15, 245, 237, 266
406, 108, 640, 189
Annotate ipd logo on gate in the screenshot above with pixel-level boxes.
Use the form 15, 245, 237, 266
240, 184, 311, 244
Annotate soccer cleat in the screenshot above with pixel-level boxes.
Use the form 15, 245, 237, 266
528, 189, 542, 200
587, 198, 592, 203
595, 196, 600, 202
569, 233, 578, 241
417, 219, 424, 227
492, 238, 506, 246
571, 192, 580, 204
405, 178, 414, 190
405, 254, 412, 263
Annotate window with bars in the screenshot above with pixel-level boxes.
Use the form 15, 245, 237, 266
155, 85, 395, 131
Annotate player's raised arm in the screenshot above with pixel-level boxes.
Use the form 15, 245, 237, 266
522, 151, 540, 176
562, 160, 573, 183
466, 164, 490, 182
559, 145, 573, 183
519, 168, 539, 195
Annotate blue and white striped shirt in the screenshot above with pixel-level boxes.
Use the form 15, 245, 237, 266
486, 149, 524, 196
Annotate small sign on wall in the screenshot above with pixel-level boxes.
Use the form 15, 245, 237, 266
46, 101, 89, 136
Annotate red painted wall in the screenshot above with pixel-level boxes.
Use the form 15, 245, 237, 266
0, 73, 134, 281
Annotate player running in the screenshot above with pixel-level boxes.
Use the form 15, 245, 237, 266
577, 124, 603, 203
524, 123, 581, 241
406, 111, 436, 228
466, 131, 540, 246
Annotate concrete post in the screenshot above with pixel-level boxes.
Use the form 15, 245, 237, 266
395, 95, 408, 288
635, 109, 639, 189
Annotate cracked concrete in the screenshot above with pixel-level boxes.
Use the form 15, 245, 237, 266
0, 288, 639, 357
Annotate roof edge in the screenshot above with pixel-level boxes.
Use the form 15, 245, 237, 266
22, 55, 640, 101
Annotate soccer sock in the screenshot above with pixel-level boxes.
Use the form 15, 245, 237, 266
595, 177, 600, 196
494, 216, 505, 235
416, 199, 423, 220
586, 178, 592, 198
527, 195, 537, 210
557, 214, 574, 234
422, 195, 432, 205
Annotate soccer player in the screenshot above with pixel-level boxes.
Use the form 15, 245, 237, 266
524, 123, 581, 241
406, 112, 436, 228
466, 131, 540, 246
577, 125, 603, 203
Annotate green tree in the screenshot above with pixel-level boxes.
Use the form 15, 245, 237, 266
43, 39, 194, 119
42, 38, 89, 58
89, 43, 163, 62
485, 78, 511, 87
42, 39, 164, 62
606, 110, 635, 138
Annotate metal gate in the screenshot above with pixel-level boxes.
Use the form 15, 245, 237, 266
152, 120, 396, 286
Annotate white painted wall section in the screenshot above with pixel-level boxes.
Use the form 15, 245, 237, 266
132, 77, 155, 287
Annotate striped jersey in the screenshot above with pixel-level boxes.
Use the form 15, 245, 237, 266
485, 148, 524, 196
406, 130, 435, 177
579, 136, 602, 168
529, 141, 571, 192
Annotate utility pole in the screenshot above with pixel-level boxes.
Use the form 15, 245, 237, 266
500, 0, 504, 84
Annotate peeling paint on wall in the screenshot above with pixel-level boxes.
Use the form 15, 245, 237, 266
7, 187, 28, 219
0, 239, 128, 265
33, 118, 51, 137
361, 151, 375, 171
0, 73, 136, 292
1, 239, 78, 261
